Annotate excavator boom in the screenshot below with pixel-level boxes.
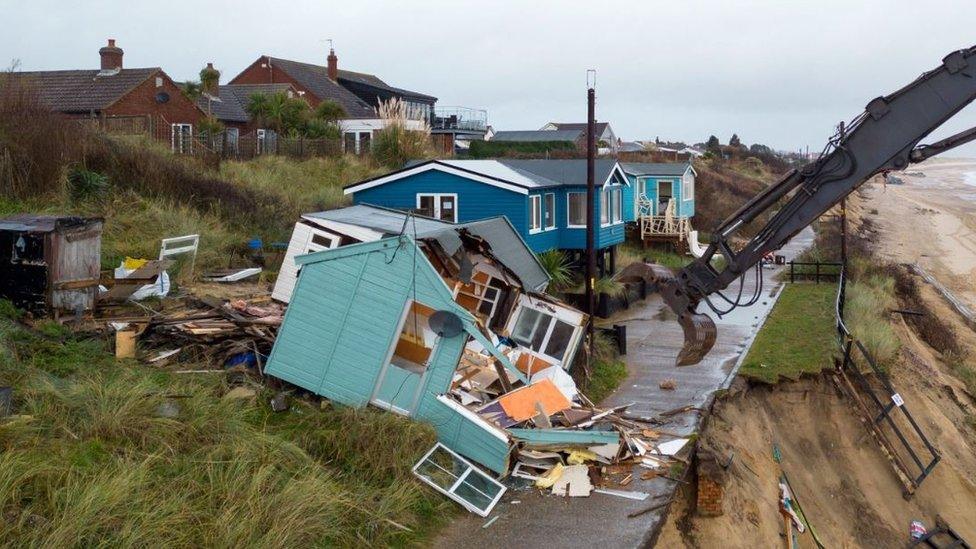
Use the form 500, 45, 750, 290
668, 45, 976, 366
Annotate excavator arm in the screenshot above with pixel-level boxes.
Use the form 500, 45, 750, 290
663, 44, 976, 366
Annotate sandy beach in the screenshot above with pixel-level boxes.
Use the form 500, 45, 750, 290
862, 157, 976, 309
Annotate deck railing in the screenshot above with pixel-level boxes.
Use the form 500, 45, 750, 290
638, 197, 689, 238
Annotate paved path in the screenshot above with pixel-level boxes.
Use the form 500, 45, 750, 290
433, 229, 812, 549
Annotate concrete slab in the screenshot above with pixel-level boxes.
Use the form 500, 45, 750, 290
432, 228, 813, 549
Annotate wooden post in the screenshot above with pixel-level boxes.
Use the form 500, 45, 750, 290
585, 78, 597, 360
815, 262, 820, 284
790, 261, 795, 284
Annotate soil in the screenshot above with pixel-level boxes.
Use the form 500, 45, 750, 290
657, 163, 976, 546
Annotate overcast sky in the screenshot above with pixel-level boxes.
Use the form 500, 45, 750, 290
5, 0, 976, 154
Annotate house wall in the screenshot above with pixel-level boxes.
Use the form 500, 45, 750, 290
625, 169, 696, 218
264, 238, 511, 473
524, 186, 626, 251
104, 71, 203, 125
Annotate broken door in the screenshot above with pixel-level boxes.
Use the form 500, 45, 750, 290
371, 301, 439, 415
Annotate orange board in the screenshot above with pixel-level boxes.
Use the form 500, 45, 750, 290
497, 379, 572, 422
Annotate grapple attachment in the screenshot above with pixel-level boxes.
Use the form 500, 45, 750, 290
616, 261, 717, 367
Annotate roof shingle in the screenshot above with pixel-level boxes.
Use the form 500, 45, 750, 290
4, 68, 159, 113
266, 57, 376, 118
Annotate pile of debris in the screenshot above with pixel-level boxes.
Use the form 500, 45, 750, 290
102, 296, 283, 369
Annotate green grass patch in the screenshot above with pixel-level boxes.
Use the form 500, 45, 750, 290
0, 313, 454, 546
740, 283, 837, 383
581, 358, 628, 404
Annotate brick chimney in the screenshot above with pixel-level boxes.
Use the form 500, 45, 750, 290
327, 48, 338, 81
99, 39, 123, 70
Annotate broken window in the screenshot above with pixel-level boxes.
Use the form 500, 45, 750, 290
391, 301, 437, 374
454, 271, 508, 326
412, 443, 506, 516
507, 297, 585, 368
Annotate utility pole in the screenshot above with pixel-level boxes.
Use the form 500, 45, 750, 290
585, 71, 597, 358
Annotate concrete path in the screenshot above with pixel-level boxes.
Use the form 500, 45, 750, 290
432, 229, 812, 549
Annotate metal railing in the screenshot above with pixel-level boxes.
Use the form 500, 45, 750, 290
833, 267, 940, 494
431, 106, 488, 132
787, 260, 842, 283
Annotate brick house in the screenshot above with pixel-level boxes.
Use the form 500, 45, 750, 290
5, 39, 205, 152
229, 48, 436, 153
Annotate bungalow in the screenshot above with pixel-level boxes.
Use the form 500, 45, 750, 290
540, 122, 618, 154
342, 159, 633, 272
620, 162, 697, 244
4, 39, 205, 152
229, 48, 435, 153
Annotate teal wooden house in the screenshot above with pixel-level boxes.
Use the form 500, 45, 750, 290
264, 236, 527, 474
343, 159, 633, 273
620, 162, 697, 244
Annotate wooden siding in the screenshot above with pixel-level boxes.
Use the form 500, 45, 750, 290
265, 237, 512, 472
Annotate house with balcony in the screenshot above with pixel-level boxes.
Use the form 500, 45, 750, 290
620, 162, 696, 247
430, 107, 489, 154
343, 159, 633, 273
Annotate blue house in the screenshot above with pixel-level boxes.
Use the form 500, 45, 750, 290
620, 162, 697, 244
343, 159, 632, 271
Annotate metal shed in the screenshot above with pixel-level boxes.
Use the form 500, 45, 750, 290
0, 215, 103, 315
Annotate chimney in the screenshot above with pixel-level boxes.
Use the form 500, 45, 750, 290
99, 38, 123, 70
200, 62, 220, 96
327, 48, 338, 81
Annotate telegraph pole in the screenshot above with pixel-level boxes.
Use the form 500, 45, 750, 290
585, 71, 597, 358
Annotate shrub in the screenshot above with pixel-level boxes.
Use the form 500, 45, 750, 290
67, 168, 108, 201
468, 140, 579, 159
536, 249, 574, 290
370, 98, 435, 169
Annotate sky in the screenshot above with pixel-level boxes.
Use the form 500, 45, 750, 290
4, 0, 976, 154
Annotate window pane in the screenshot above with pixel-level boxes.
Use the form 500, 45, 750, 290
544, 320, 576, 361
512, 307, 549, 352
530, 196, 541, 230
344, 132, 356, 153
600, 189, 609, 224
568, 193, 585, 226
544, 194, 555, 229
612, 189, 622, 222
358, 132, 371, 153
415, 447, 463, 490
310, 234, 334, 248
439, 195, 456, 222
417, 195, 435, 217
454, 472, 503, 512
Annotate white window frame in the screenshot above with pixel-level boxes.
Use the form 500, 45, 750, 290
612, 187, 622, 223
416, 193, 458, 223
566, 192, 586, 228
683, 169, 695, 202
529, 195, 542, 233
600, 187, 610, 225
504, 295, 584, 369
657, 179, 675, 214
412, 442, 506, 517
170, 123, 193, 154
543, 192, 556, 230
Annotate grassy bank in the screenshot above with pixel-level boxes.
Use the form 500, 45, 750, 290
740, 283, 837, 383
0, 311, 453, 546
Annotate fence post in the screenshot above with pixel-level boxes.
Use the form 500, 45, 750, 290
815, 262, 820, 284
789, 261, 794, 283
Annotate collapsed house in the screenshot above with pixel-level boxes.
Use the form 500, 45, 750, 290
265, 206, 683, 514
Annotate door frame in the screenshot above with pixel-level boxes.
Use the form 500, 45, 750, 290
370, 299, 436, 416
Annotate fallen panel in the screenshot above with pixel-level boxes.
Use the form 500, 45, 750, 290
507, 428, 620, 446
413, 442, 506, 516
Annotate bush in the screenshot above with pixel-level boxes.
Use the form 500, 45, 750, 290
537, 250, 574, 290
467, 140, 579, 159
370, 98, 435, 169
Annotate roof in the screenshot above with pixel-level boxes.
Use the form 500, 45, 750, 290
545, 122, 611, 136
491, 129, 582, 143
337, 69, 437, 103
198, 84, 296, 123
620, 162, 695, 177
302, 205, 549, 291
345, 159, 628, 196
264, 57, 376, 118
0, 214, 103, 233
4, 68, 159, 113
618, 141, 646, 153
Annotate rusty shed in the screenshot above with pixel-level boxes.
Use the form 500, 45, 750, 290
0, 215, 103, 315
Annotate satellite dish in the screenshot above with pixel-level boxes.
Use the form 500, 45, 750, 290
428, 310, 464, 338
155, 91, 170, 104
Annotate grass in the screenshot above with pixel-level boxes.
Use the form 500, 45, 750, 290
740, 283, 838, 383
0, 312, 454, 546
845, 275, 901, 370
575, 332, 628, 403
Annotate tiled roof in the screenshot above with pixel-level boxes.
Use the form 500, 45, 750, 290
266, 57, 376, 118
197, 84, 297, 123
491, 129, 583, 142
547, 122, 611, 135
337, 69, 437, 102
620, 162, 693, 177
4, 68, 159, 113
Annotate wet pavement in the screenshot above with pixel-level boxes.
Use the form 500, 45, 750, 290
432, 228, 812, 549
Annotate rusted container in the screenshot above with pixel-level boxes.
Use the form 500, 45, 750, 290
0, 215, 103, 315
